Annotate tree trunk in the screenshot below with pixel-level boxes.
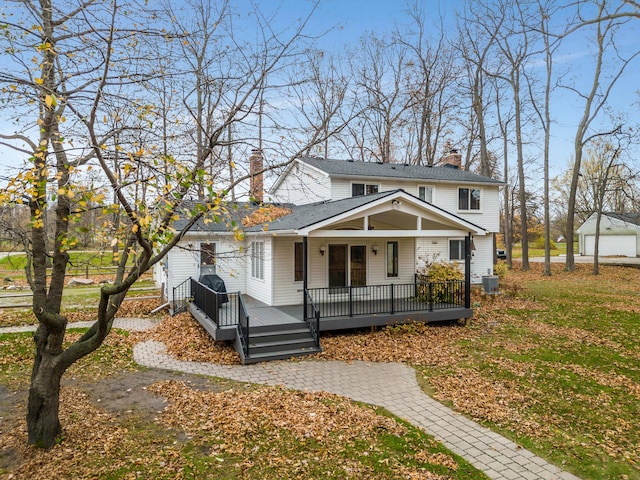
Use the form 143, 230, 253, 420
27, 356, 65, 448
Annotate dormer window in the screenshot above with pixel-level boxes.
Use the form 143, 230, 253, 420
352, 183, 379, 197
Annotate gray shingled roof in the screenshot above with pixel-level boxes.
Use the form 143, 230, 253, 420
248, 190, 397, 232
604, 212, 640, 226
299, 156, 505, 185
178, 189, 486, 234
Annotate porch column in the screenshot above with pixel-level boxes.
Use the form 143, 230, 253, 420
465, 234, 472, 309
303, 236, 308, 319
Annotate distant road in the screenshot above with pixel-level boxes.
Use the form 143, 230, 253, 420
528, 255, 640, 266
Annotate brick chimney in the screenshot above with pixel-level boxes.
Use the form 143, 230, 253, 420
441, 147, 462, 169
249, 148, 264, 202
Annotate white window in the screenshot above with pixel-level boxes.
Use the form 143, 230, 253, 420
449, 239, 465, 261
418, 185, 433, 203
386, 241, 398, 278
294, 242, 303, 282
251, 241, 264, 280
200, 243, 216, 274
352, 183, 379, 197
458, 187, 481, 211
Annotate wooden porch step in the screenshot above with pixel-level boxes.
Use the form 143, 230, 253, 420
242, 346, 322, 364
249, 336, 319, 354
249, 327, 312, 344
235, 323, 322, 364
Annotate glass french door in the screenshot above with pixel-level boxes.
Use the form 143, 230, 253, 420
350, 245, 366, 286
328, 244, 366, 288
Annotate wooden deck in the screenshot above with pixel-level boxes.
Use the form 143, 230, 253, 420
189, 294, 471, 342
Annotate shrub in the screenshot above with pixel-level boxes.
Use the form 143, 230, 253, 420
532, 237, 557, 250
493, 262, 508, 278
415, 262, 464, 304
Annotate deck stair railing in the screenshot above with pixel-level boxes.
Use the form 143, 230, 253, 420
304, 291, 321, 349
237, 294, 250, 358
172, 278, 192, 315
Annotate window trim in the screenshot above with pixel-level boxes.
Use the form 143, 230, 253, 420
449, 238, 465, 262
386, 241, 399, 278
294, 241, 303, 282
251, 241, 265, 281
417, 185, 434, 203
458, 187, 482, 211
351, 182, 380, 197
200, 242, 216, 274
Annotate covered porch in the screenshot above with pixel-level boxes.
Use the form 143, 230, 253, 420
185, 272, 472, 341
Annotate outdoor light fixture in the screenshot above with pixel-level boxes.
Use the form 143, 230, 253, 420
319, 245, 326, 256
372, 245, 378, 255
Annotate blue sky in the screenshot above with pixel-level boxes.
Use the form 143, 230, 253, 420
1, 0, 638, 182
247, 0, 639, 177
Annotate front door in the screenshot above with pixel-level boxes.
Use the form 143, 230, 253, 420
350, 245, 366, 286
328, 244, 367, 288
328, 244, 347, 288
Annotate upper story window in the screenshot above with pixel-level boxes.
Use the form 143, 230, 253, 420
418, 185, 434, 203
352, 183, 379, 197
458, 187, 481, 211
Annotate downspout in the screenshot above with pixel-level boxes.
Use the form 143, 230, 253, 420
303, 236, 308, 320
465, 234, 471, 309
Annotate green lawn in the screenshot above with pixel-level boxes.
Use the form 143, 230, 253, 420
0, 328, 487, 479
417, 263, 640, 480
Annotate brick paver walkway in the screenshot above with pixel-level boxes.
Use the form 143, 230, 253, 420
3, 319, 581, 480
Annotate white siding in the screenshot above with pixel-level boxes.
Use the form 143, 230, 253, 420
272, 237, 306, 306
330, 177, 500, 233
271, 162, 331, 205
246, 236, 273, 304
159, 236, 247, 301
164, 242, 199, 302
209, 237, 246, 293
434, 184, 500, 232
415, 234, 494, 284
471, 235, 495, 282
331, 178, 352, 200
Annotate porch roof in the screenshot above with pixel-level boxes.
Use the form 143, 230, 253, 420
255, 189, 488, 236
178, 190, 488, 237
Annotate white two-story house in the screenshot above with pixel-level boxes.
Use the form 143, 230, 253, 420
155, 154, 505, 362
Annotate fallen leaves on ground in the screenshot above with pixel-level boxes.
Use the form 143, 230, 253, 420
0, 298, 164, 328
149, 380, 406, 447
1, 386, 182, 480
148, 380, 459, 479
149, 312, 241, 364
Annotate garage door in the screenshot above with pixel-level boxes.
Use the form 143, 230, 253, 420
584, 235, 637, 257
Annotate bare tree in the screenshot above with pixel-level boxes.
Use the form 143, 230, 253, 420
347, 33, 414, 163
396, 2, 459, 166
488, 0, 536, 270
561, 1, 640, 271
584, 138, 621, 273
0, 0, 338, 449
454, 1, 505, 177
526, 0, 562, 276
